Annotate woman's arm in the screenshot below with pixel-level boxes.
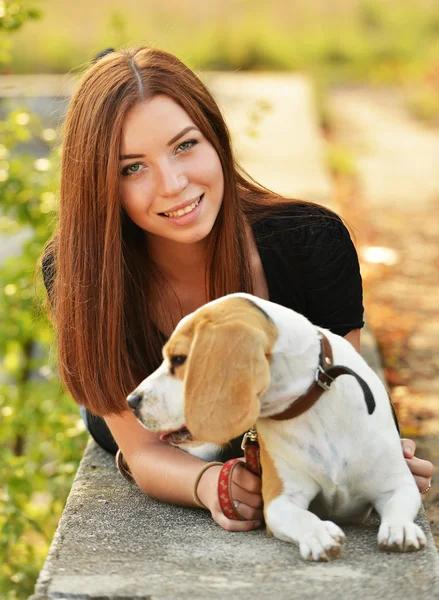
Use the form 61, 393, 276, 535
344, 329, 434, 495
104, 410, 263, 530
344, 328, 360, 352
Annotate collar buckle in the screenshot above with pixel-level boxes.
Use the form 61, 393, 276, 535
315, 365, 334, 391
241, 427, 258, 450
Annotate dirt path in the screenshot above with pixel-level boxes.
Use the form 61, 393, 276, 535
327, 85, 439, 547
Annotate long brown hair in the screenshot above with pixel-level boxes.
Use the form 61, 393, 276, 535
42, 47, 306, 416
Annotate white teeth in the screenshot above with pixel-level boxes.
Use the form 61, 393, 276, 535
164, 196, 201, 218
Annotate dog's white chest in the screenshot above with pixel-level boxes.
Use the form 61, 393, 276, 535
257, 407, 374, 523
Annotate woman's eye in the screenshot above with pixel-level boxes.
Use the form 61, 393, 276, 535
177, 139, 198, 153
121, 163, 143, 176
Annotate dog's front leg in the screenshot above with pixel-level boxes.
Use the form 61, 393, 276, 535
374, 480, 426, 552
259, 437, 345, 561
266, 494, 346, 561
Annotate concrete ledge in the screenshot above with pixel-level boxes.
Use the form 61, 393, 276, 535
31, 441, 439, 600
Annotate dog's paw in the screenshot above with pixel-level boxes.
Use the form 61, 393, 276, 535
378, 522, 426, 552
299, 521, 346, 562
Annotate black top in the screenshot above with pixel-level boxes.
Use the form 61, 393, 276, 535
252, 202, 363, 336
42, 203, 364, 456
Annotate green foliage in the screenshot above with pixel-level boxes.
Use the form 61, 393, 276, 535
409, 90, 439, 123
326, 143, 357, 178
0, 0, 40, 65
0, 106, 87, 600
406, 77, 439, 125
0, 0, 41, 32
188, 19, 296, 72
0, 5, 87, 599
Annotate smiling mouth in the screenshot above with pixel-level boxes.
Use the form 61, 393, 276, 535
160, 426, 193, 445
160, 194, 203, 219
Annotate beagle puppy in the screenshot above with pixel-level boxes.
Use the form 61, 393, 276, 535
127, 293, 425, 561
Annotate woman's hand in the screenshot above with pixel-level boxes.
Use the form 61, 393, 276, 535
197, 459, 263, 531
401, 438, 434, 496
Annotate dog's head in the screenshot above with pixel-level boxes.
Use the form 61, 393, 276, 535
127, 294, 278, 445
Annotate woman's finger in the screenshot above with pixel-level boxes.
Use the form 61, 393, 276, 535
230, 462, 263, 509
414, 475, 432, 495
405, 456, 435, 479
232, 461, 262, 494
401, 438, 416, 459
230, 480, 263, 509
227, 499, 264, 521
213, 509, 263, 532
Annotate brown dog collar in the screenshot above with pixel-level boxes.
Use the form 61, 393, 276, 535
271, 331, 376, 421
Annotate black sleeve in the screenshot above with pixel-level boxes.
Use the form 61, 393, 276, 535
299, 215, 364, 337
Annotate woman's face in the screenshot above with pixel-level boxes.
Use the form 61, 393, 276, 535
119, 95, 224, 247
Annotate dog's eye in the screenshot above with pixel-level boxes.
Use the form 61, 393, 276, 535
170, 354, 187, 374
171, 354, 186, 367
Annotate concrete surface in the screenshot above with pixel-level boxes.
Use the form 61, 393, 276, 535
30, 442, 439, 600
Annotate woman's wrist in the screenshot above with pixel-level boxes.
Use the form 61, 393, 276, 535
193, 462, 223, 510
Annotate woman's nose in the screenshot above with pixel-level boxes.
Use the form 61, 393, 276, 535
157, 161, 188, 197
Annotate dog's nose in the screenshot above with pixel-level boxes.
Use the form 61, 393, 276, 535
127, 392, 143, 410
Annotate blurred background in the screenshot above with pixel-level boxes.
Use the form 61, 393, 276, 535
4, 0, 439, 86
1, 1, 438, 598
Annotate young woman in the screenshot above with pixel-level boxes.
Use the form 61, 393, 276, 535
42, 47, 433, 532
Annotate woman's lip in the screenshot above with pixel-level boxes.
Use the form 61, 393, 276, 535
160, 194, 203, 217
160, 194, 204, 224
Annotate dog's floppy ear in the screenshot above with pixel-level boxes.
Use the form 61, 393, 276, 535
184, 319, 272, 445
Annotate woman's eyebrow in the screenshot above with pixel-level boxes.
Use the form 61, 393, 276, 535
119, 126, 200, 160
167, 126, 200, 146
119, 153, 145, 160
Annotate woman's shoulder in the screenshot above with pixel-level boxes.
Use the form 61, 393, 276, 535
251, 200, 363, 336
252, 200, 350, 248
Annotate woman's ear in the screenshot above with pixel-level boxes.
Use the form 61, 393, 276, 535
184, 320, 271, 444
